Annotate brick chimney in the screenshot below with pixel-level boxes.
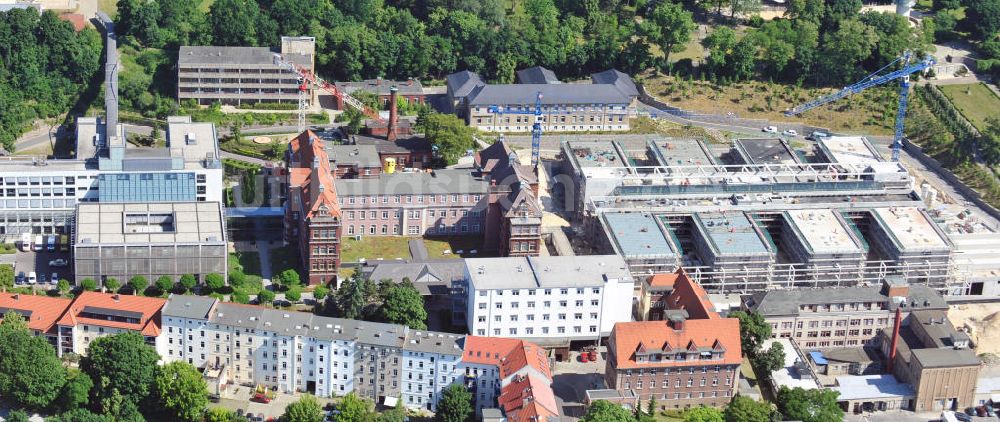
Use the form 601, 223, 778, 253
387, 85, 399, 142
887, 306, 902, 373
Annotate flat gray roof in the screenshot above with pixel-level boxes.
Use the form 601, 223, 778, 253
692, 212, 771, 256
817, 136, 882, 165
648, 139, 715, 166
165, 116, 220, 164
872, 207, 950, 251
565, 140, 628, 168
602, 212, 675, 258
335, 79, 424, 96
327, 144, 381, 168
466, 255, 632, 290
163, 294, 217, 319
366, 260, 466, 295
784, 210, 864, 254
75, 202, 226, 245
746, 284, 947, 317
335, 170, 489, 196
178, 46, 311, 68
734, 138, 800, 165
831, 375, 915, 401
467, 83, 630, 106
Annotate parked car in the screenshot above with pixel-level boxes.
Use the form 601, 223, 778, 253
15, 272, 25, 284
782, 129, 798, 136
49, 259, 68, 267
38, 274, 47, 284
762, 126, 778, 133
27, 272, 37, 284
806, 130, 830, 140
51, 273, 59, 284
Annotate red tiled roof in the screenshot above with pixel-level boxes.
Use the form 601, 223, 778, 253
664, 269, 716, 320
57, 292, 166, 337
500, 341, 552, 379
609, 318, 741, 370
0, 293, 71, 334
648, 273, 679, 288
499, 373, 559, 422
288, 130, 341, 220
462, 336, 523, 366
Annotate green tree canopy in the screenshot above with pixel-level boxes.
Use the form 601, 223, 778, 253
205, 407, 242, 422
643, 1, 695, 64
156, 276, 174, 293
684, 407, 724, 422
104, 277, 121, 292
281, 393, 324, 422
313, 284, 330, 302
333, 392, 373, 422
777, 386, 844, 422
729, 310, 772, 357
80, 278, 98, 292
581, 400, 633, 422
47, 409, 113, 422
725, 396, 773, 422
435, 384, 473, 422
963, 0, 1000, 40
205, 273, 226, 292
419, 112, 476, 165
758, 341, 786, 377
285, 286, 302, 302
258, 289, 276, 305
129, 276, 148, 295
58, 368, 94, 413
81, 332, 160, 410
154, 361, 209, 421
377, 281, 428, 329
179, 274, 198, 291
0, 311, 67, 411
278, 269, 301, 287
0, 264, 13, 290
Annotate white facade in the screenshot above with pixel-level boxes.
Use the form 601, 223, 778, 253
401, 337, 464, 411
464, 255, 634, 343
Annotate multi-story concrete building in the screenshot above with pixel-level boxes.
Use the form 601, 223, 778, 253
446, 67, 637, 133
780, 209, 867, 283
177, 36, 316, 107
690, 212, 775, 290
284, 131, 342, 285
604, 275, 742, 410
867, 207, 953, 285
463, 255, 634, 348
72, 201, 227, 284
0, 116, 223, 242
744, 277, 949, 348
55, 292, 165, 356
880, 309, 980, 411
460, 336, 556, 420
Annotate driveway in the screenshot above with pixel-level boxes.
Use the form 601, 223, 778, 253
551, 348, 609, 421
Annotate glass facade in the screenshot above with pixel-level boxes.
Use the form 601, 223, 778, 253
98, 173, 197, 202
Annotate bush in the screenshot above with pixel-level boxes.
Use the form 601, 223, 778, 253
80, 278, 98, 292
205, 273, 225, 292
313, 285, 330, 301
155, 276, 174, 293
285, 287, 301, 303
232, 291, 250, 304
179, 274, 197, 291
258, 289, 275, 304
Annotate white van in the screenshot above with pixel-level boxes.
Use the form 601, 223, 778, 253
27, 272, 37, 284
20, 233, 31, 251
33, 235, 43, 252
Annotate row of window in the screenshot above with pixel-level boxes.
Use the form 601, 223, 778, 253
342, 194, 481, 205
343, 209, 481, 221
480, 287, 601, 297
625, 377, 728, 389
345, 223, 480, 236
473, 104, 628, 113
475, 325, 597, 336
479, 299, 601, 310
478, 312, 599, 323
476, 115, 627, 124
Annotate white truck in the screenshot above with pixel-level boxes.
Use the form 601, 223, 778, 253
33, 235, 43, 252
20, 233, 31, 251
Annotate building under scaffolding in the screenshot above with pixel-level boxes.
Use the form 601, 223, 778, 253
690, 211, 774, 291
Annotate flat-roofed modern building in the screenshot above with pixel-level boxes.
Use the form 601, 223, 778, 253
816, 136, 884, 165
73, 202, 227, 285
868, 207, 953, 288
177, 36, 315, 107
463, 255, 634, 348
781, 210, 867, 283
733, 138, 801, 165
598, 212, 680, 280
691, 212, 774, 291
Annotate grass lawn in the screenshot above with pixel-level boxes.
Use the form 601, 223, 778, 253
98, 0, 118, 17
639, 73, 898, 135
938, 83, 1000, 132
423, 236, 491, 259
228, 251, 261, 276
269, 245, 301, 275
340, 236, 414, 264
629, 116, 728, 143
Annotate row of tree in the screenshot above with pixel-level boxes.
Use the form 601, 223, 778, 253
581, 396, 774, 422
0, 8, 103, 152
322, 272, 429, 330
0, 314, 218, 421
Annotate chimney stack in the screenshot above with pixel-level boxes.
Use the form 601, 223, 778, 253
387, 85, 399, 142
887, 306, 902, 373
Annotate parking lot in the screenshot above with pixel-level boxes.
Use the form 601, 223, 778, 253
12, 248, 71, 288
551, 347, 609, 421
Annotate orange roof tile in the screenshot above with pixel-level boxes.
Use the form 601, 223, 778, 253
57, 292, 166, 337
648, 273, 679, 288
664, 269, 716, 320
288, 131, 341, 220
500, 341, 552, 379
461, 336, 524, 366
499, 373, 559, 422
0, 293, 72, 334
609, 318, 741, 370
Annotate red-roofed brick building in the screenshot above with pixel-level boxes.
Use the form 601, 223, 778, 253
638, 268, 716, 321
461, 336, 558, 420
284, 130, 343, 286
606, 273, 741, 410
0, 293, 72, 346
55, 292, 166, 356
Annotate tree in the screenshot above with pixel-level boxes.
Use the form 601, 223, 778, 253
684, 407, 724, 422
962, 0, 1000, 40
581, 400, 633, 422
6, 411, 29, 422
777, 386, 844, 422
81, 332, 160, 409
0, 312, 66, 411
435, 384, 473, 422
281, 393, 324, 422
333, 392, 372, 422
729, 310, 771, 357
154, 361, 208, 421
278, 269, 301, 287
642, 1, 694, 64
377, 281, 428, 329
58, 368, 94, 412
758, 341, 786, 376
156, 276, 174, 293
377, 406, 407, 422
725, 396, 772, 422
336, 273, 369, 319
232, 290, 250, 304
48, 408, 113, 422
205, 407, 241, 422
285, 286, 302, 302
313, 284, 330, 302
179, 274, 198, 291
80, 278, 98, 292
0, 264, 13, 289
819, 18, 878, 83
58, 278, 71, 294
104, 277, 121, 292
205, 273, 226, 292
258, 289, 276, 305
730, 0, 762, 18
129, 276, 148, 295
208, 0, 263, 46
419, 112, 476, 165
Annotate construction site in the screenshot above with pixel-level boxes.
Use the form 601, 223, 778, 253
562, 136, 1000, 296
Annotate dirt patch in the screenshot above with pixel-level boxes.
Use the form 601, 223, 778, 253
949, 303, 1000, 356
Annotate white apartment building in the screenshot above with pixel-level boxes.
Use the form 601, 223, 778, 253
463, 255, 634, 345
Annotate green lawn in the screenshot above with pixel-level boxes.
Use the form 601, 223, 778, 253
228, 251, 261, 276
340, 236, 415, 263
98, 0, 118, 17
0, 244, 16, 254
423, 236, 492, 259
938, 83, 1000, 132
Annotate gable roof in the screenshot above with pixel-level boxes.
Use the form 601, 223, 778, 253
591, 69, 639, 98
57, 292, 166, 337
288, 131, 341, 220
466, 83, 630, 106
663, 269, 717, 320
516, 66, 560, 84
0, 293, 72, 334
446, 70, 485, 99
499, 373, 559, 422
610, 317, 741, 370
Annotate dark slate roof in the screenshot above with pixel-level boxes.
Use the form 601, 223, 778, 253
351, 135, 432, 154
466, 84, 630, 106
746, 284, 947, 317
517, 66, 560, 84
334, 169, 489, 196
162, 295, 217, 319
366, 260, 467, 295
446, 70, 485, 99
591, 69, 639, 98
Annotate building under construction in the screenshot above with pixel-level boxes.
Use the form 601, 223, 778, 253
575, 136, 962, 293
177, 36, 316, 107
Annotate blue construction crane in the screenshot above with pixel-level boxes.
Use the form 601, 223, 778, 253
785, 52, 936, 161
487, 91, 543, 168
